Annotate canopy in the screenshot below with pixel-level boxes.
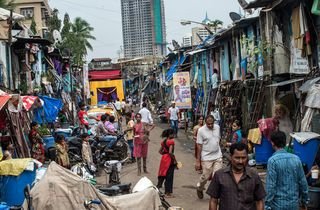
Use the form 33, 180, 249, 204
166, 55, 187, 82
21, 96, 38, 111
89, 70, 121, 80
0, 8, 24, 21
33, 96, 63, 124
0, 95, 11, 110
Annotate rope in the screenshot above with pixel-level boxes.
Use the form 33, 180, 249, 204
97, 87, 117, 95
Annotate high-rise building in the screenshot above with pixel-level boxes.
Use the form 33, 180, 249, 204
182, 33, 192, 47
191, 13, 214, 46
121, 0, 166, 58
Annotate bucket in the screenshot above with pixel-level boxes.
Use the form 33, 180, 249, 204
0, 169, 36, 206
0, 203, 9, 210
42, 136, 55, 151
308, 187, 320, 209
294, 138, 320, 172
255, 137, 274, 165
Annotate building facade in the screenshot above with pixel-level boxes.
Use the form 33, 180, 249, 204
12, 0, 52, 37
121, 0, 166, 58
182, 34, 192, 47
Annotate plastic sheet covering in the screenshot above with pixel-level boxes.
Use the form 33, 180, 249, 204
33, 96, 63, 124
0, 158, 33, 176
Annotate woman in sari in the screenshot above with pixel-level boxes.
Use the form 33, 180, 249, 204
29, 122, 45, 163
133, 113, 155, 176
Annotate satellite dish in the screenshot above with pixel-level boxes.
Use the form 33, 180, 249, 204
53, 30, 62, 44
229, 12, 242, 22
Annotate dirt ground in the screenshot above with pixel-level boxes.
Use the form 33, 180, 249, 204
96, 122, 210, 210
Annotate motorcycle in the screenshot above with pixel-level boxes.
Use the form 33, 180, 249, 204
69, 152, 97, 185
157, 104, 168, 123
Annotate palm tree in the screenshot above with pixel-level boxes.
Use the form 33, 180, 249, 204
208, 19, 223, 32
64, 17, 95, 65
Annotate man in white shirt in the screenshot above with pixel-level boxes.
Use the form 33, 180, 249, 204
114, 98, 122, 112
168, 101, 180, 137
139, 102, 153, 124
211, 69, 219, 105
195, 115, 222, 199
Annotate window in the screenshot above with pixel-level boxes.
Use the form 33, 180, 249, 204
20, 7, 34, 19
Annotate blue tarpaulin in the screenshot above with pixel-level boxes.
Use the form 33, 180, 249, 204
166, 55, 187, 81
33, 96, 63, 124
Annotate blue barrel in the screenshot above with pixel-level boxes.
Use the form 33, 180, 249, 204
0, 203, 9, 210
42, 136, 55, 151
255, 136, 274, 165
0, 169, 36, 206
294, 138, 320, 172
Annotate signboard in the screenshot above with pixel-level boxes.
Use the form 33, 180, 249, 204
172, 72, 192, 109
290, 40, 309, 74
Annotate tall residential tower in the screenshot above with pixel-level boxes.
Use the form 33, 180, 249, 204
121, 0, 166, 58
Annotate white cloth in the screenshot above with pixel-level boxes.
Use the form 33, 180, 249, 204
290, 132, 320, 144
114, 101, 121, 111
139, 108, 153, 124
211, 73, 218, 89
305, 84, 320, 109
168, 107, 179, 120
196, 124, 222, 161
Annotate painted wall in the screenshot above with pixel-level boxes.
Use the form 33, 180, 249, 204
89, 79, 124, 105
220, 42, 230, 81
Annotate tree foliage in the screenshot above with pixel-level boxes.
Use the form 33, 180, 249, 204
30, 16, 37, 35
47, 8, 61, 41
208, 19, 223, 32
62, 17, 95, 65
61, 13, 70, 40
0, 0, 15, 9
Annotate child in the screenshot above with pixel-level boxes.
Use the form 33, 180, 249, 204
29, 122, 45, 163
227, 120, 245, 146
157, 128, 176, 198
55, 135, 70, 168
1, 143, 14, 161
81, 133, 93, 165
125, 113, 135, 162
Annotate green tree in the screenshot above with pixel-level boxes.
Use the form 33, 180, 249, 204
64, 17, 95, 65
0, 0, 15, 9
208, 19, 223, 32
47, 8, 61, 41
61, 13, 70, 40
30, 16, 37, 35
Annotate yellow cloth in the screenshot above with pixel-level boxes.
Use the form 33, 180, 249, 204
248, 128, 262, 144
0, 158, 33, 176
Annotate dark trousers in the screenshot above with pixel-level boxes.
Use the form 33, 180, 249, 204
157, 164, 175, 194
170, 120, 179, 135
127, 139, 134, 159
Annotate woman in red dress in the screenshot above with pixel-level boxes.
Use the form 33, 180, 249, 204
157, 128, 176, 198
133, 113, 154, 176
29, 122, 45, 164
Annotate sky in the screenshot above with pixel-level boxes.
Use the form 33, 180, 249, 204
49, 0, 240, 61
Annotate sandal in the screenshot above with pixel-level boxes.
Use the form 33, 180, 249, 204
165, 193, 175, 198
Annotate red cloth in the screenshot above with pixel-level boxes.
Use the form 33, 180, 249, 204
158, 139, 175, 176
78, 110, 89, 126
257, 118, 279, 140
133, 123, 148, 157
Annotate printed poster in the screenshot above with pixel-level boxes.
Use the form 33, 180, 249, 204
173, 72, 192, 109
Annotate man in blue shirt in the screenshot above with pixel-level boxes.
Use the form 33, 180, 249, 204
265, 131, 308, 210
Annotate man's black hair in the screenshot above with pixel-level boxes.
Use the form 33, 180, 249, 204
81, 133, 89, 139
142, 103, 147, 107
230, 142, 248, 156
270, 131, 286, 148
109, 116, 115, 123
100, 114, 107, 121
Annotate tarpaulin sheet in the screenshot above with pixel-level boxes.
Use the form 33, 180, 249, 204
0, 95, 11, 110
23, 162, 161, 210
21, 96, 38, 111
33, 96, 63, 124
166, 55, 187, 81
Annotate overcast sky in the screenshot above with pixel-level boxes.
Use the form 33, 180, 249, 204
49, 0, 240, 61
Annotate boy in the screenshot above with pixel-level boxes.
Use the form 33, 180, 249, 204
125, 113, 135, 162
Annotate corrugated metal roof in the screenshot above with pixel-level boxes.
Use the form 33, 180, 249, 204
267, 78, 304, 87
0, 95, 11, 110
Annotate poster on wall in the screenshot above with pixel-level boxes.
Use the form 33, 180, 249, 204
173, 72, 192, 109
289, 40, 309, 74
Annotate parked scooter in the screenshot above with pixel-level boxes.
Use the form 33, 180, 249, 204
69, 152, 97, 185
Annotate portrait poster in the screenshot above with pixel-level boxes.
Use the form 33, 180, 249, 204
172, 72, 192, 109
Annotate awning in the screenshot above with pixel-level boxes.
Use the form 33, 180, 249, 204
267, 78, 304, 87
89, 70, 122, 80
21, 96, 38, 111
0, 8, 24, 21
166, 55, 187, 82
299, 77, 320, 93
0, 95, 11, 110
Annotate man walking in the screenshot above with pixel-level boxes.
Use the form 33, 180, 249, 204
139, 102, 153, 124
265, 131, 308, 210
168, 101, 179, 137
207, 142, 265, 210
195, 115, 222, 199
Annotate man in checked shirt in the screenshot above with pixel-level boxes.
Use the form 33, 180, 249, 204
206, 142, 265, 210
